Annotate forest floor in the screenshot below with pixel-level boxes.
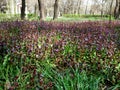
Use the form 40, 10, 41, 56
0, 20, 120, 89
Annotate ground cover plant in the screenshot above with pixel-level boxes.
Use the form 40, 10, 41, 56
0, 20, 120, 90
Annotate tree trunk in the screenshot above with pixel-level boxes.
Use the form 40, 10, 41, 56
109, 0, 114, 23
21, 0, 26, 20
115, 0, 120, 19
114, 0, 118, 19
77, 0, 82, 14
38, 0, 45, 20
101, 0, 104, 18
118, 0, 120, 18
85, 0, 89, 15
53, 0, 59, 20
34, 4, 37, 15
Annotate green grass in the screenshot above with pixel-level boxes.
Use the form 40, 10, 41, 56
0, 53, 101, 90
0, 13, 114, 22
45, 16, 114, 22
0, 13, 20, 21
43, 67, 101, 90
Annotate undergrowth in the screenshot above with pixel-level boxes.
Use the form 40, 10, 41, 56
0, 21, 120, 89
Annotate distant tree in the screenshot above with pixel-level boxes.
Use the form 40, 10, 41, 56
90, 0, 103, 15
26, 0, 38, 14
0, 0, 7, 13
53, 0, 59, 20
21, 0, 26, 20
63, 0, 72, 14
62, 0, 76, 14
38, 0, 45, 20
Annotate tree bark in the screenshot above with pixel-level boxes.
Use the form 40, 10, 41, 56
21, 0, 26, 20
38, 0, 45, 20
53, 0, 59, 20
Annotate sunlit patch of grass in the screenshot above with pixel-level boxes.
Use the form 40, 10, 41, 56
45, 16, 114, 22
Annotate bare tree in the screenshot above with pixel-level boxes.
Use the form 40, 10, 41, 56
21, 0, 26, 20
38, 0, 45, 20
53, 0, 59, 20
